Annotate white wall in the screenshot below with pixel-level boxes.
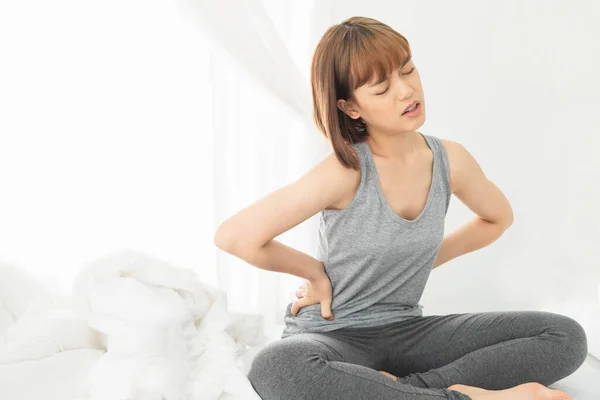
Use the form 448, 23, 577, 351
0, 0, 216, 294
331, 0, 600, 314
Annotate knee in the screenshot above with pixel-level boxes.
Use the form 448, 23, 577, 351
247, 338, 327, 399
247, 341, 286, 396
551, 313, 589, 370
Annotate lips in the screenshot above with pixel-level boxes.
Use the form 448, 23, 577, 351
403, 101, 419, 114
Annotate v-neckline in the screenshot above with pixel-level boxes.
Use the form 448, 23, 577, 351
362, 132, 437, 225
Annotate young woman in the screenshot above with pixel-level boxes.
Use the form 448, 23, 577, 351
214, 16, 587, 400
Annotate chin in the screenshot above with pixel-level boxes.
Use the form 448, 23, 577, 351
404, 115, 426, 128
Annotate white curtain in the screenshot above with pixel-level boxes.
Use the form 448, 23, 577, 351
0, 0, 218, 294
180, 0, 335, 328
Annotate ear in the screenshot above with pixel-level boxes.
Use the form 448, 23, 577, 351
337, 99, 361, 119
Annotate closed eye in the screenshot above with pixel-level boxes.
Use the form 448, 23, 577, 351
375, 67, 416, 96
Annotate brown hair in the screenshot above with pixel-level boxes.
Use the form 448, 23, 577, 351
310, 16, 412, 169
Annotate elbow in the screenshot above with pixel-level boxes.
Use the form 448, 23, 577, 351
487, 209, 513, 231
214, 223, 239, 254
214, 223, 262, 256
500, 208, 514, 230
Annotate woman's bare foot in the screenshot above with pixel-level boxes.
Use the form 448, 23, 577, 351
448, 384, 488, 397
379, 370, 397, 380
448, 382, 572, 400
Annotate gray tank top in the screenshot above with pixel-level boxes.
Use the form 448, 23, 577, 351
281, 133, 452, 339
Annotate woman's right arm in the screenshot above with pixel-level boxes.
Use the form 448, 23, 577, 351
213, 151, 359, 281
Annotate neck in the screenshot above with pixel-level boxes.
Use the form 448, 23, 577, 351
365, 130, 423, 161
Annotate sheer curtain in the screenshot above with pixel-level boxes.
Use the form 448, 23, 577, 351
180, 0, 335, 328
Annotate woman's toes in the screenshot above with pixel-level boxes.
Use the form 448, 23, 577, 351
549, 388, 572, 400
378, 370, 397, 381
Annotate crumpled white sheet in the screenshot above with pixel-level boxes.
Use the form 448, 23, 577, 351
0, 249, 269, 400
0, 260, 56, 340
0, 260, 102, 364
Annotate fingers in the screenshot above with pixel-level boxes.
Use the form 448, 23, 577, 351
320, 298, 334, 320
291, 279, 333, 320
290, 297, 311, 316
290, 297, 334, 320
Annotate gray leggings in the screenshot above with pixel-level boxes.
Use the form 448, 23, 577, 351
247, 310, 588, 400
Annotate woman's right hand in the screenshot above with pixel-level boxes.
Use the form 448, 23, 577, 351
291, 264, 334, 320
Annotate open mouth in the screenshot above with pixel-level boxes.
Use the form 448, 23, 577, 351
402, 102, 420, 115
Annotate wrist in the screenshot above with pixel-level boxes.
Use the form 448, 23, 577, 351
308, 261, 326, 281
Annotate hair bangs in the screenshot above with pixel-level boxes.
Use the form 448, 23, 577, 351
348, 29, 412, 91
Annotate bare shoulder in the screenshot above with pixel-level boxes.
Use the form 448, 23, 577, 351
214, 149, 360, 253
322, 151, 362, 210
307, 150, 361, 210
439, 137, 482, 194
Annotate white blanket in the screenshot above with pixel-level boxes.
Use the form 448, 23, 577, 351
0, 249, 268, 400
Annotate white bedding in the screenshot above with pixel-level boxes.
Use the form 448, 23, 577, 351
0, 250, 267, 400
0, 251, 598, 400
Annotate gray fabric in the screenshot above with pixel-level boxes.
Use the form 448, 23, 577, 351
282, 133, 451, 339
248, 310, 588, 399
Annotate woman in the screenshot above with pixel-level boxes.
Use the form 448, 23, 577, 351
214, 16, 587, 400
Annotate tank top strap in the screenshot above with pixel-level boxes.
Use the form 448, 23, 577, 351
421, 134, 452, 214
351, 140, 378, 199
321, 140, 373, 219
352, 140, 369, 179
348, 139, 375, 203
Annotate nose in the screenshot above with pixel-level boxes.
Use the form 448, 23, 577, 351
393, 77, 414, 102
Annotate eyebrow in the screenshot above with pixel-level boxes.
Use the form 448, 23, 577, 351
368, 76, 388, 87
367, 59, 412, 87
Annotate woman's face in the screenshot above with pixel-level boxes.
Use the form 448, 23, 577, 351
338, 59, 425, 134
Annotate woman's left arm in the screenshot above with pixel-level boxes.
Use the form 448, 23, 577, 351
433, 139, 514, 269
